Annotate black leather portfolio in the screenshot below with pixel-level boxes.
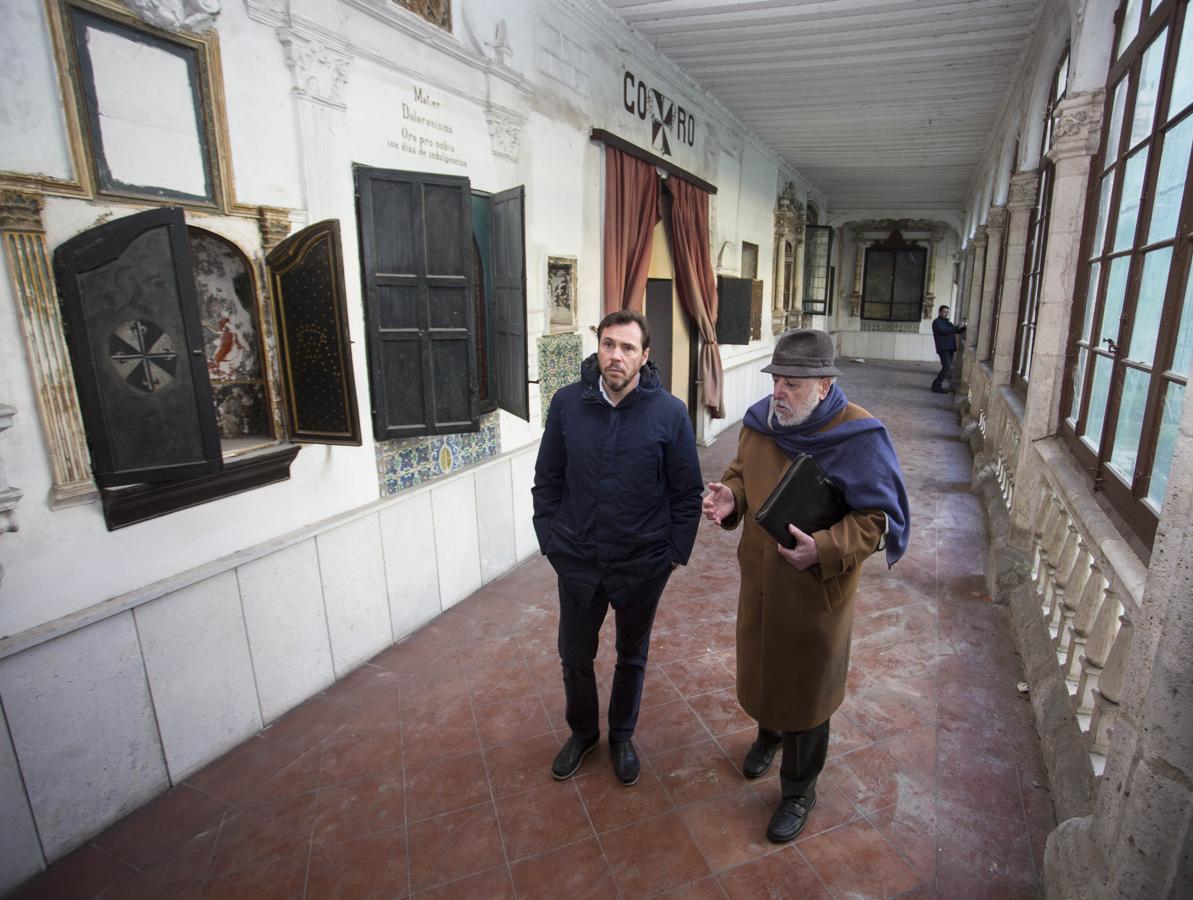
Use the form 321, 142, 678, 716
753, 453, 851, 549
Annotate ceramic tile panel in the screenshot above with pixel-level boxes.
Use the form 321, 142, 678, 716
374, 412, 501, 497
0, 613, 168, 860
379, 492, 442, 641
474, 460, 517, 583
431, 475, 483, 609
135, 571, 263, 782
237, 540, 335, 723
316, 517, 393, 678
537, 332, 584, 422
0, 714, 43, 893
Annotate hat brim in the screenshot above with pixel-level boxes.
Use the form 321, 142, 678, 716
761, 362, 842, 378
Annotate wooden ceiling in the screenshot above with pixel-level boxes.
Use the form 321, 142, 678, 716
602, 0, 1045, 213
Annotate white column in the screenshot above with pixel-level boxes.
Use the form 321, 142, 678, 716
992, 172, 1039, 384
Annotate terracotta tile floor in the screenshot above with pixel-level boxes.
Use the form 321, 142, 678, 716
15, 360, 1053, 899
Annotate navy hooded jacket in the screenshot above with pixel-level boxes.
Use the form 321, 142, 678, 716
532, 354, 703, 608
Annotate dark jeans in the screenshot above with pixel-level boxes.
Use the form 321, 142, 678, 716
758, 718, 831, 799
557, 573, 669, 742
933, 350, 955, 390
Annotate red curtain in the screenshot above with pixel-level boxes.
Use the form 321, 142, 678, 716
667, 176, 725, 419
602, 145, 660, 315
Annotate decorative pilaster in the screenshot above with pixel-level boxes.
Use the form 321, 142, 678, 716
258, 207, 292, 253
485, 103, 525, 162
976, 206, 1008, 362
0, 190, 95, 507
965, 227, 988, 351
849, 227, 866, 318
772, 184, 801, 333
923, 228, 944, 318
280, 29, 352, 218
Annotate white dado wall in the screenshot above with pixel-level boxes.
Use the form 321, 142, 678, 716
0, 445, 539, 882
837, 330, 940, 364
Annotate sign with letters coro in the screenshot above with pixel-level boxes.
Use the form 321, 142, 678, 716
622, 70, 696, 158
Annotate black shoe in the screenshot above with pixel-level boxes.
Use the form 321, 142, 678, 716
552, 734, 598, 780
766, 792, 817, 843
931, 386, 948, 394
742, 738, 780, 779
610, 740, 640, 786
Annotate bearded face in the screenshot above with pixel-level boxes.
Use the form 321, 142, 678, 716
770, 376, 832, 427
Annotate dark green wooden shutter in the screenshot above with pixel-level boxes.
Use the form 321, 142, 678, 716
490, 186, 529, 420
356, 167, 478, 439
53, 207, 222, 486
266, 220, 362, 445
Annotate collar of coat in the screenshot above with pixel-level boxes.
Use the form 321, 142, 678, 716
579, 353, 662, 407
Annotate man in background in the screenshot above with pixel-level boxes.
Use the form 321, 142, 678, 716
931, 304, 967, 393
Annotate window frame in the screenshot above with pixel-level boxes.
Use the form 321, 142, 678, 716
861, 240, 927, 323
802, 225, 833, 315
1059, 0, 1193, 546
1013, 49, 1070, 396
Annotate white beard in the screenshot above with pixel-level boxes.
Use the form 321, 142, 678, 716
770, 391, 821, 428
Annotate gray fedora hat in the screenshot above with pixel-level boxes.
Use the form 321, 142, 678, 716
761, 328, 842, 378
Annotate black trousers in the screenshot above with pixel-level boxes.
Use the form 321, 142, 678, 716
758, 719, 830, 799
933, 350, 955, 389
557, 573, 669, 743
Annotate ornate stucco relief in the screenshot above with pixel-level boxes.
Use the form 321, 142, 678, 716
125, 0, 220, 33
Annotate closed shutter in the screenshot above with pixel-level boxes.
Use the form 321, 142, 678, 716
356, 166, 478, 439
266, 220, 362, 445
490, 186, 529, 420
53, 207, 222, 486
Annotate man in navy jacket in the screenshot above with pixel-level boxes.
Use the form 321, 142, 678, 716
533, 309, 703, 786
931, 305, 967, 393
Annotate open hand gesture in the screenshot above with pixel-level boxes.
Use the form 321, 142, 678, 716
702, 482, 736, 525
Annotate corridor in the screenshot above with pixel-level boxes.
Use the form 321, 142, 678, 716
16, 360, 1052, 899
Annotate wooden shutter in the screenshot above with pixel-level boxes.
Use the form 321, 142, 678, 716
715, 275, 752, 344
266, 220, 362, 445
53, 207, 221, 486
490, 186, 529, 420
356, 167, 478, 439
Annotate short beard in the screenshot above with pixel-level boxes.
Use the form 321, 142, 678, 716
601, 365, 635, 394
770, 392, 820, 428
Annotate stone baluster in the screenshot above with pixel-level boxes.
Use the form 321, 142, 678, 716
1088, 613, 1132, 754
1031, 495, 1060, 587
1045, 523, 1081, 634
1061, 559, 1103, 680
1039, 508, 1072, 614
1075, 582, 1120, 714
1054, 545, 1092, 648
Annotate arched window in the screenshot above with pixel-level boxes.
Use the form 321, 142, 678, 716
1062, 0, 1193, 545
1013, 48, 1069, 392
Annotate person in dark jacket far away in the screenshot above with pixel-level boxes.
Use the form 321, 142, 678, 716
533, 309, 703, 786
931, 304, 967, 393
702, 329, 909, 844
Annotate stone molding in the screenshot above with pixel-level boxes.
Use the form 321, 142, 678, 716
774, 183, 804, 242
1008, 170, 1041, 210
485, 104, 525, 162
985, 206, 1009, 232
124, 0, 220, 33
971, 225, 989, 248
1049, 89, 1106, 162
0, 190, 95, 507
847, 217, 949, 234
280, 30, 353, 110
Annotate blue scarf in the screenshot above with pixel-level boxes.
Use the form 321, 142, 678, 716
743, 383, 910, 567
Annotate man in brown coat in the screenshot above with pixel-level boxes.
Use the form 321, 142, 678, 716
702, 329, 909, 843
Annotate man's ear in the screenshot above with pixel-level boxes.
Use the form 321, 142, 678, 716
642, 347, 650, 365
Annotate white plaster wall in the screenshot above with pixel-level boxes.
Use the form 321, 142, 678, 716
317, 516, 393, 678
0, 714, 43, 887
379, 491, 442, 641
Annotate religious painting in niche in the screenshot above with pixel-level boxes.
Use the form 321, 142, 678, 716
65, 3, 216, 204
548, 257, 577, 334
190, 229, 272, 444
394, 0, 451, 31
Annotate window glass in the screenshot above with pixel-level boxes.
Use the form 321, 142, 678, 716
1093, 173, 1115, 254
1129, 29, 1168, 147
1108, 367, 1149, 478
1129, 248, 1172, 364
1117, 0, 1143, 59
1113, 148, 1149, 251
1173, 269, 1193, 376
1083, 354, 1114, 449
1099, 256, 1131, 344
1169, 19, 1193, 119
1082, 262, 1102, 341
1104, 77, 1129, 164
1147, 382, 1185, 508
1069, 347, 1088, 423
1147, 115, 1193, 242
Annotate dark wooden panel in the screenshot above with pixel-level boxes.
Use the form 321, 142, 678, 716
266, 219, 362, 445
491, 186, 529, 420
716, 275, 753, 345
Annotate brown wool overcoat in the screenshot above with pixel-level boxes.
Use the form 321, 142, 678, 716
720, 402, 886, 732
